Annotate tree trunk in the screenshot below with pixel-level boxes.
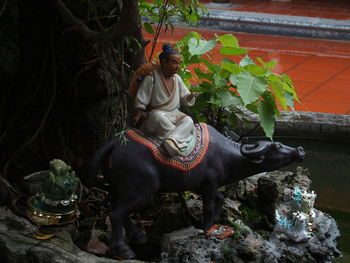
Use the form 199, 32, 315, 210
0, 0, 146, 187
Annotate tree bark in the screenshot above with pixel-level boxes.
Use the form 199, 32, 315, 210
0, 0, 147, 187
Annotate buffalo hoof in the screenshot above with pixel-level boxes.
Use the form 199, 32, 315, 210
128, 231, 148, 245
108, 244, 136, 260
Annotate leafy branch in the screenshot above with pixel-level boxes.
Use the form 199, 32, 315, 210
139, 0, 207, 61
175, 32, 298, 139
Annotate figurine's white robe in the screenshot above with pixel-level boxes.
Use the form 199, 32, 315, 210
135, 70, 195, 150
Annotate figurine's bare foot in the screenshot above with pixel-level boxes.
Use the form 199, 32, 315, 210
108, 244, 136, 260
164, 139, 179, 157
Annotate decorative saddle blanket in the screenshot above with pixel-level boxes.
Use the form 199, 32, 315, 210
126, 123, 209, 172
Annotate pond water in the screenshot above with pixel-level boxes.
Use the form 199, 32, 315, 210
277, 137, 350, 262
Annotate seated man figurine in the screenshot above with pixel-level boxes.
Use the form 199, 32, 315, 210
133, 44, 197, 157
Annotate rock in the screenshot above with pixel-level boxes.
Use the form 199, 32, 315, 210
236, 234, 265, 261
159, 168, 341, 263
160, 226, 242, 263
0, 207, 144, 263
185, 199, 203, 223
0, 168, 341, 263
0, 179, 9, 206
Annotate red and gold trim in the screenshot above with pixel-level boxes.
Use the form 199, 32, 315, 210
126, 123, 209, 172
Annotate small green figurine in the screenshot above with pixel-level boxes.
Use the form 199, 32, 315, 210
43, 159, 79, 202
27, 159, 80, 225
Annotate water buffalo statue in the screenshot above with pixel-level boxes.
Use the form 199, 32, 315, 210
89, 124, 305, 259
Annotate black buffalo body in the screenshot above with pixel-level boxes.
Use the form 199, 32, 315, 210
89, 125, 305, 259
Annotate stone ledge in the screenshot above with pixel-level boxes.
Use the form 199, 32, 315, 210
239, 110, 350, 141
198, 9, 350, 40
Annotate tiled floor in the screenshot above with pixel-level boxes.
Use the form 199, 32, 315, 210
201, 0, 350, 20
144, 27, 350, 115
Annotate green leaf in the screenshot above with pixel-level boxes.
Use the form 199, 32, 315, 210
258, 93, 276, 140
229, 74, 238, 86
221, 62, 241, 74
239, 56, 255, 67
188, 10, 199, 23
214, 73, 227, 87
222, 57, 236, 63
237, 71, 268, 105
282, 74, 299, 101
198, 81, 216, 92
183, 70, 193, 79
186, 55, 202, 64
219, 68, 231, 79
267, 74, 287, 110
256, 57, 277, 70
194, 68, 214, 81
179, 31, 201, 46
188, 38, 216, 56
143, 22, 154, 34
244, 65, 268, 77
201, 58, 220, 72
194, 92, 212, 108
220, 47, 248, 56
285, 91, 295, 110
216, 34, 239, 47
209, 89, 242, 107
246, 103, 259, 114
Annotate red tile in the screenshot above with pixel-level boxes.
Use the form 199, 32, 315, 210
323, 42, 350, 57
294, 11, 322, 17
241, 39, 286, 50
295, 60, 349, 73
293, 80, 320, 98
261, 10, 297, 15
318, 14, 350, 20
235, 33, 256, 44
203, 0, 350, 21
319, 78, 350, 93
302, 89, 350, 105
306, 56, 350, 65
294, 101, 350, 114
277, 46, 322, 55
272, 63, 296, 74
286, 69, 335, 83
265, 52, 310, 64
246, 50, 269, 59
336, 67, 350, 80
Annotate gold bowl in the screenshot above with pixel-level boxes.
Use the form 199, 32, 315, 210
26, 196, 79, 226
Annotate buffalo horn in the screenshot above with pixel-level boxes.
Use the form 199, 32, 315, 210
240, 141, 269, 158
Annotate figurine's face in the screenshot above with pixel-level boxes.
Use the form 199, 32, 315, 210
161, 54, 182, 76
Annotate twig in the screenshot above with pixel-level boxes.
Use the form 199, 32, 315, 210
148, 0, 170, 62
55, 0, 100, 42
0, 175, 19, 196
85, 15, 117, 22
0, 0, 7, 19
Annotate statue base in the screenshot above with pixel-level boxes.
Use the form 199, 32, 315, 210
26, 196, 79, 226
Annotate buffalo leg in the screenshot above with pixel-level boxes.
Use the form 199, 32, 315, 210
109, 192, 152, 259
202, 190, 216, 231
213, 191, 224, 223
124, 217, 147, 245
109, 207, 135, 259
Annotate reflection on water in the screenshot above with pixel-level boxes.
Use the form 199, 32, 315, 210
277, 137, 350, 261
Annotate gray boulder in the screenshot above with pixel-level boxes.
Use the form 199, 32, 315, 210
0, 207, 142, 263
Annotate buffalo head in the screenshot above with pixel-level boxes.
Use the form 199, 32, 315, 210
240, 141, 305, 170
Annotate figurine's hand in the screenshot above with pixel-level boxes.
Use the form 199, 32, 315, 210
187, 91, 200, 102
133, 110, 145, 126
